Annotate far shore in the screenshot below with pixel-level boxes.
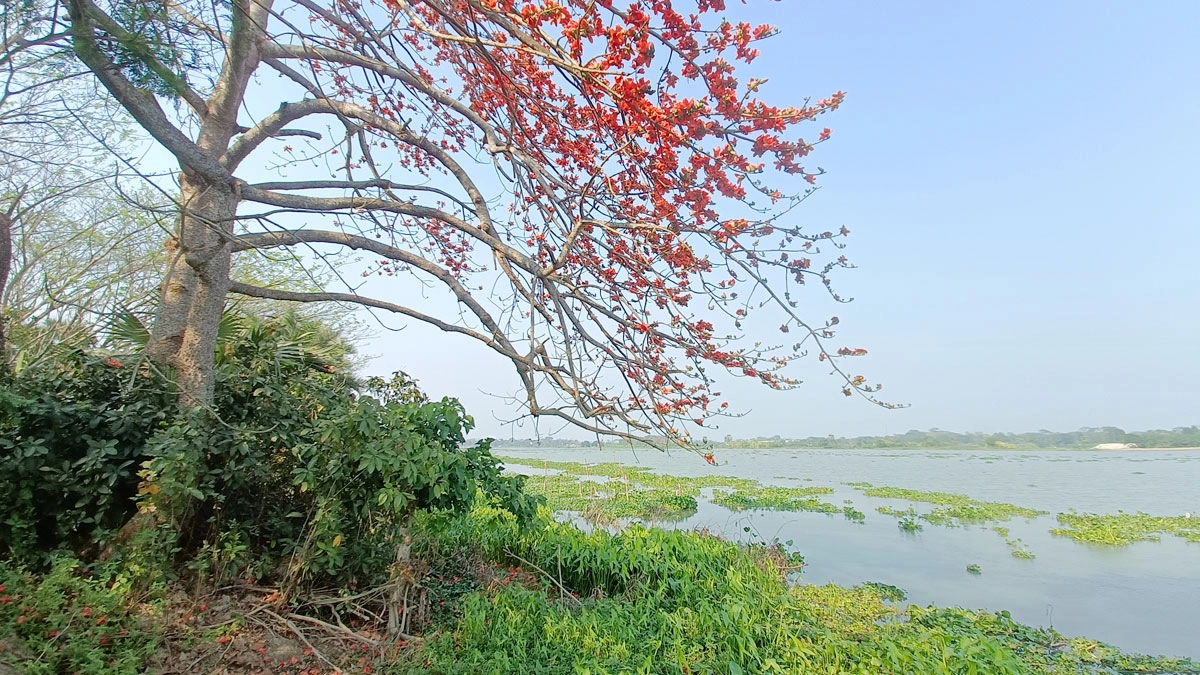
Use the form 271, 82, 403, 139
1107, 446, 1200, 452
716, 446, 1200, 452
726, 445, 1200, 452
494, 444, 1200, 452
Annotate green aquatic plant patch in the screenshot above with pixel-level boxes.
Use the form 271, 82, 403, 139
711, 485, 840, 514
877, 506, 924, 532
842, 505, 866, 522
858, 581, 907, 602
523, 472, 701, 523
582, 492, 698, 523
853, 483, 1046, 525
1010, 545, 1036, 560
397, 507, 1200, 675
501, 456, 843, 522
499, 456, 757, 491
1051, 511, 1200, 546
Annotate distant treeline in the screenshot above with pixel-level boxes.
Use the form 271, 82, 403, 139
718, 426, 1200, 450
487, 426, 1200, 450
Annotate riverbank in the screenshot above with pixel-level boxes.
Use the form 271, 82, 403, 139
4, 476, 1197, 673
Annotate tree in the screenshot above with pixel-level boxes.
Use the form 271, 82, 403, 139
55, 0, 890, 444
1, 0, 136, 356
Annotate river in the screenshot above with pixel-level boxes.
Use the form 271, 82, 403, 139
495, 446, 1200, 660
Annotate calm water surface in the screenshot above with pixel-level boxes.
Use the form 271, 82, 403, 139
498, 447, 1200, 659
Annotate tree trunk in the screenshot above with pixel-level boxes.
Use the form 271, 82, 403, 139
0, 212, 10, 357
143, 0, 266, 408
145, 234, 196, 365
149, 171, 236, 408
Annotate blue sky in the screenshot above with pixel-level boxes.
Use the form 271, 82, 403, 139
364, 1, 1200, 440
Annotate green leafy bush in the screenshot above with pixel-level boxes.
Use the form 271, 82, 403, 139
0, 351, 174, 561
137, 314, 539, 587
279, 394, 538, 583
2, 312, 538, 589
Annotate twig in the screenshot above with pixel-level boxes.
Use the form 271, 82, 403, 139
35, 613, 74, 664
301, 583, 394, 606
196, 600, 272, 630
286, 610, 423, 644
211, 583, 280, 594
283, 611, 379, 645
261, 609, 339, 670
503, 546, 582, 607
182, 629, 237, 672
399, 584, 411, 636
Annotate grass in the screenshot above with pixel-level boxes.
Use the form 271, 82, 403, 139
1051, 512, 1200, 546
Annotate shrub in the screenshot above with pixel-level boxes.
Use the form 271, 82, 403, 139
0, 351, 174, 562
1, 312, 539, 589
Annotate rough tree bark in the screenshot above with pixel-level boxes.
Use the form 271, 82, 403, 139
0, 212, 11, 356
168, 175, 236, 407
68, 0, 271, 407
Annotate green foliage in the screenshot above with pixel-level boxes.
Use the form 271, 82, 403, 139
0, 557, 163, 674
281, 397, 537, 582
134, 313, 539, 586
393, 508, 1200, 674
857, 581, 907, 603
1, 311, 538, 588
1051, 512, 1200, 547
0, 350, 174, 561
101, 0, 200, 100
582, 492, 698, 523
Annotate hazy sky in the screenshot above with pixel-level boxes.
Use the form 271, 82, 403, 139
361, 1, 1200, 440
